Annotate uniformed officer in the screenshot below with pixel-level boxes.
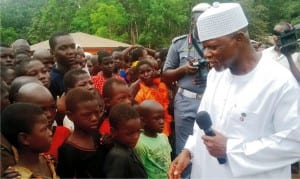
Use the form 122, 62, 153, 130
162, 3, 211, 178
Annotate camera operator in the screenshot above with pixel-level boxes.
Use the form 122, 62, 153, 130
263, 21, 300, 82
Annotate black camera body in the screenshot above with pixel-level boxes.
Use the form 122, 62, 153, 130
278, 24, 300, 55
185, 56, 209, 81
189, 57, 209, 68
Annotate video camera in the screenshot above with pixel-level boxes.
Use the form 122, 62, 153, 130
190, 57, 209, 68
275, 24, 300, 55
185, 56, 210, 80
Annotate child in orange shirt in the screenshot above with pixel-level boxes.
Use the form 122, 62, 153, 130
134, 60, 172, 136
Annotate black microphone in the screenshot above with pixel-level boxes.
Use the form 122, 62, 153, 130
196, 111, 227, 164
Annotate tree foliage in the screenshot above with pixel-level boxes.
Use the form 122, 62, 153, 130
1, 0, 299, 48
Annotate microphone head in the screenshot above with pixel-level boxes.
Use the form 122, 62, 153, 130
195, 111, 212, 130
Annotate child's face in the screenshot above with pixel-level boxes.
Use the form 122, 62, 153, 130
101, 58, 114, 74
3, 68, 16, 86
138, 64, 153, 85
112, 54, 123, 70
26, 114, 53, 153
76, 50, 86, 68
0, 47, 14, 68
73, 74, 96, 95
86, 60, 94, 75
39, 55, 55, 71
109, 84, 132, 107
143, 106, 165, 133
26, 60, 50, 88
34, 94, 57, 129
112, 118, 141, 148
69, 99, 101, 132
1, 91, 10, 112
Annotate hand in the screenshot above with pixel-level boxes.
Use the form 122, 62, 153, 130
129, 79, 140, 97
56, 93, 66, 114
202, 130, 227, 157
2, 166, 21, 179
180, 59, 198, 75
168, 149, 191, 179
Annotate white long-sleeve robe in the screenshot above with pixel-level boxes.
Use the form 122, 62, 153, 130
185, 53, 300, 179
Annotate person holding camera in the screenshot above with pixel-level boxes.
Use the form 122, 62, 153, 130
263, 21, 300, 82
162, 3, 211, 178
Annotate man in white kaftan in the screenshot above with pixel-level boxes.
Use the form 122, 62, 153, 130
169, 2, 300, 179
186, 53, 300, 179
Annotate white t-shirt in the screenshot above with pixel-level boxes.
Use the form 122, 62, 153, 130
263, 46, 300, 70
185, 54, 300, 178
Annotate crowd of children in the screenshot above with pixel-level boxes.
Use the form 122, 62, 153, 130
1, 32, 173, 178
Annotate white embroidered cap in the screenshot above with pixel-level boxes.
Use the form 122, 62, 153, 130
197, 2, 248, 42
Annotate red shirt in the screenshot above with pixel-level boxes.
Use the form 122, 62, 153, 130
98, 118, 111, 135
92, 73, 124, 95
46, 126, 71, 160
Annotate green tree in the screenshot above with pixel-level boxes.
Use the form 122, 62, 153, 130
0, 0, 46, 44
90, 1, 129, 42
237, 0, 269, 42
0, 26, 18, 45
1, 0, 299, 48
70, 0, 98, 34
27, 0, 78, 43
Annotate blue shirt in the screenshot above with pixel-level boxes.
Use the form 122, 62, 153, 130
49, 68, 64, 98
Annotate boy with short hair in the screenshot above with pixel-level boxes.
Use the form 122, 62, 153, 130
134, 60, 173, 136
135, 100, 172, 179
0, 66, 16, 87
99, 78, 132, 135
92, 55, 124, 95
15, 59, 50, 88
1, 103, 57, 178
32, 49, 55, 71
0, 44, 15, 68
104, 104, 147, 178
58, 68, 99, 130
57, 88, 107, 178
63, 68, 95, 95
16, 82, 70, 160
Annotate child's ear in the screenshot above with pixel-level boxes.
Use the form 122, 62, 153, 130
18, 132, 30, 146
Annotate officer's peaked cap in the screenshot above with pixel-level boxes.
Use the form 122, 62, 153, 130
192, 3, 211, 13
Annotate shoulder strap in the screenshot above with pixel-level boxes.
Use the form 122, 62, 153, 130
191, 36, 204, 58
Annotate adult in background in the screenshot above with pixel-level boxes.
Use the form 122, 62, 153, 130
49, 32, 77, 98
169, 2, 300, 179
263, 21, 300, 82
162, 3, 211, 178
